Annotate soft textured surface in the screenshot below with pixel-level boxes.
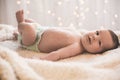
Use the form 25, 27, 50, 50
0, 24, 120, 80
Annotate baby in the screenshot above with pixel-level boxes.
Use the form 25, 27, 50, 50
15, 10, 119, 61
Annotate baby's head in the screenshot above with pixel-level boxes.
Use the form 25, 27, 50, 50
81, 29, 119, 53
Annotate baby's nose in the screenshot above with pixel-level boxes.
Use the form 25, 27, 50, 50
90, 35, 98, 41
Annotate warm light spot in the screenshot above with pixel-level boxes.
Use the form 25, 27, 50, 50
17, 0, 21, 5
48, 10, 51, 14
100, 26, 104, 29
80, 0, 85, 5
78, 22, 82, 26
26, 10, 30, 14
57, 17, 62, 21
76, 14, 80, 18
73, 11, 80, 18
75, 6, 79, 10
112, 21, 115, 25
59, 22, 63, 26
73, 11, 77, 15
69, 23, 74, 27
58, 1, 62, 5
26, 0, 30, 4
94, 11, 98, 15
103, 10, 107, 14
104, 0, 108, 3
114, 14, 118, 18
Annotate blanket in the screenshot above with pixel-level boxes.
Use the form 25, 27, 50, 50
0, 24, 120, 80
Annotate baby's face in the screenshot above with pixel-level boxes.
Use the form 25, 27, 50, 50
81, 29, 114, 53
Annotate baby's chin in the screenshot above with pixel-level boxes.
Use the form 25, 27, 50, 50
87, 50, 104, 54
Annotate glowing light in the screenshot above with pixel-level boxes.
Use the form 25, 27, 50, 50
57, 17, 62, 21
58, 1, 62, 5
100, 26, 104, 29
112, 21, 115, 25
75, 6, 79, 10
69, 23, 74, 27
78, 22, 82, 26
48, 10, 51, 14
103, 10, 107, 14
104, 0, 108, 3
59, 22, 63, 26
73, 11, 80, 18
73, 11, 77, 16
26, 0, 30, 4
17, 0, 21, 5
94, 11, 98, 15
80, 0, 85, 5
26, 10, 30, 14
114, 14, 118, 18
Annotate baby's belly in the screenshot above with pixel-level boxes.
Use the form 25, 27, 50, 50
38, 29, 78, 53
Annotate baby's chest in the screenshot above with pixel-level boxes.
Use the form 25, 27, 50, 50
43, 29, 77, 44
38, 29, 79, 52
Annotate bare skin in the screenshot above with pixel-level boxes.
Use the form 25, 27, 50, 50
16, 10, 84, 61
16, 10, 115, 61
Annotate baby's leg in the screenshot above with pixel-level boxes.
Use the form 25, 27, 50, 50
16, 10, 35, 23
16, 10, 24, 23
18, 23, 37, 46
16, 10, 36, 46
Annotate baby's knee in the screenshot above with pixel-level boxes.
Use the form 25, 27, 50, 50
18, 22, 32, 33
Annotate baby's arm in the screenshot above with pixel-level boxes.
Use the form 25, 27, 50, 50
40, 43, 82, 61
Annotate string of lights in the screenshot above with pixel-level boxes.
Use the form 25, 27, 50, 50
16, 0, 119, 30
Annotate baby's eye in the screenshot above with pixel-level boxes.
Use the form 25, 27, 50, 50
99, 41, 101, 46
96, 31, 99, 35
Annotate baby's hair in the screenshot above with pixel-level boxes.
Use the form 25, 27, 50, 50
108, 30, 119, 49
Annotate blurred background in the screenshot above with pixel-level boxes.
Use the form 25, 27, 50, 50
0, 0, 120, 30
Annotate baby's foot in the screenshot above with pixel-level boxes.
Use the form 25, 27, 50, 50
16, 10, 24, 23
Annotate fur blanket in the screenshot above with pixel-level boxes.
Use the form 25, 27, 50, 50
0, 24, 120, 80
0, 44, 120, 80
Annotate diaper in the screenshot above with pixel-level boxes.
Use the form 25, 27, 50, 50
18, 23, 46, 52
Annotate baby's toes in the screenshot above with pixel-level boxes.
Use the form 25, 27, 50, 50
16, 10, 23, 17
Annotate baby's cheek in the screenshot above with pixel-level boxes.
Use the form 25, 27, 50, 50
91, 44, 100, 50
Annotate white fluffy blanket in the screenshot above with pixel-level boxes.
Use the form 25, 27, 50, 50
0, 24, 120, 80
